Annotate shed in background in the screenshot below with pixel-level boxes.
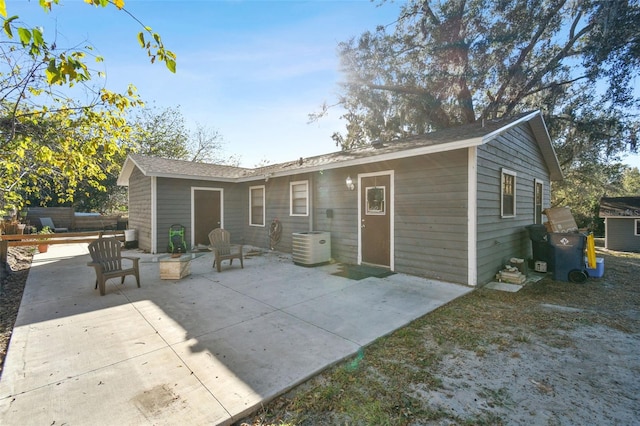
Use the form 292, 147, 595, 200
599, 197, 640, 252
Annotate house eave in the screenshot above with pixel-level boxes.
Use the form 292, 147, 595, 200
146, 172, 238, 183
236, 136, 484, 182
117, 156, 139, 186
117, 156, 240, 185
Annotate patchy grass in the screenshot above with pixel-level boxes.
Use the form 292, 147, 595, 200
236, 248, 640, 425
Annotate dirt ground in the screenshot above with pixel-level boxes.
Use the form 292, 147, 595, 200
1, 246, 639, 425
0, 247, 32, 377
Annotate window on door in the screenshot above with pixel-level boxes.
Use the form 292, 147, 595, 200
501, 169, 517, 218
534, 179, 543, 224
249, 185, 265, 226
366, 186, 386, 215
290, 180, 309, 216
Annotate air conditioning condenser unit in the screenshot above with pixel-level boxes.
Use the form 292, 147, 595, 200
292, 231, 331, 266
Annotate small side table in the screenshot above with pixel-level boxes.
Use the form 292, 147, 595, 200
159, 254, 192, 280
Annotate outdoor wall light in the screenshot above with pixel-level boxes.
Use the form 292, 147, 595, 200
345, 175, 355, 191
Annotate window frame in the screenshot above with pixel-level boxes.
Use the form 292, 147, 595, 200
289, 180, 309, 217
249, 185, 265, 227
365, 186, 386, 215
534, 179, 544, 225
501, 168, 517, 218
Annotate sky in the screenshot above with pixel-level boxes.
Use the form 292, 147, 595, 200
9, 0, 640, 170
11, 0, 403, 167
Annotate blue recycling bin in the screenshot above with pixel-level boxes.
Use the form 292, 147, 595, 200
548, 233, 588, 283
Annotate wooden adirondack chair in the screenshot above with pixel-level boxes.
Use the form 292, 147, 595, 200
208, 228, 243, 272
87, 238, 140, 295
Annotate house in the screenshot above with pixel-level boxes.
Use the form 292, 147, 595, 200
117, 110, 563, 286
599, 197, 640, 252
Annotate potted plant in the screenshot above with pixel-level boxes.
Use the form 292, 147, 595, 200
37, 226, 53, 253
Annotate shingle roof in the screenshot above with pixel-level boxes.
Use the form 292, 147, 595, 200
118, 110, 562, 185
599, 197, 640, 217
126, 154, 253, 181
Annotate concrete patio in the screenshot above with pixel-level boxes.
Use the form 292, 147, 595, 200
0, 243, 471, 425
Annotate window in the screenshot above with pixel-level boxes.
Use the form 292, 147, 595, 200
501, 169, 517, 218
290, 180, 308, 216
366, 186, 385, 215
534, 179, 544, 224
635, 219, 640, 236
249, 185, 265, 226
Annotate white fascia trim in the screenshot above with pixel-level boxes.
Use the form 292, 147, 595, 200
147, 172, 237, 183
238, 137, 484, 183
117, 156, 141, 186
480, 111, 540, 142
467, 147, 478, 286
126, 136, 485, 186
151, 176, 157, 254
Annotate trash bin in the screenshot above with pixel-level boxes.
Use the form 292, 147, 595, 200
548, 233, 588, 283
124, 229, 138, 249
525, 224, 552, 270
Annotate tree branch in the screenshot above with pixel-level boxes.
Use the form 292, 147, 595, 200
483, 0, 569, 119
521, 75, 588, 99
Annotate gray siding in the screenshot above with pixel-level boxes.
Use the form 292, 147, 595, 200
605, 218, 640, 252
476, 123, 552, 284
313, 153, 469, 284
128, 168, 152, 251
239, 170, 359, 262
242, 174, 314, 253
155, 178, 244, 253
240, 152, 469, 284
392, 153, 469, 284
313, 168, 359, 264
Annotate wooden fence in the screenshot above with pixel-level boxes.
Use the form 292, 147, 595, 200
23, 207, 126, 231
0, 231, 125, 266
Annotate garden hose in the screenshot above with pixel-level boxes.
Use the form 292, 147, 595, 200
269, 218, 282, 250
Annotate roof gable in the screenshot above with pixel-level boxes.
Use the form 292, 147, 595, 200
118, 110, 563, 185
117, 154, 253, 186
599, 197, 640, 217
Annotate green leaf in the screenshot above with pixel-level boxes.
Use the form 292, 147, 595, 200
32, 28, 44, 46
17, 27, 31, 45
46, 59, 61, 84
3, 19, 13, 39
137, 32, 145, 48
166, 57, 176, 73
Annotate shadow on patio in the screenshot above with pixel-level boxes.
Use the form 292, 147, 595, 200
0, 243, 471, 425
